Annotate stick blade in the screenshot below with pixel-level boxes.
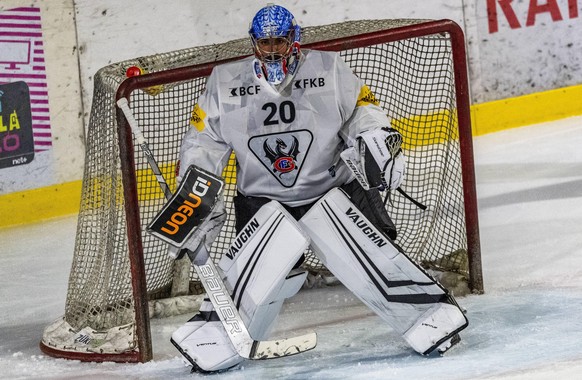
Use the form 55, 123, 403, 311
249, 332, 317, 360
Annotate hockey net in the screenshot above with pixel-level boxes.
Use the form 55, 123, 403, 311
41, 19, 482, 362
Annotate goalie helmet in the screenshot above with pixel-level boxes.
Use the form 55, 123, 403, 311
249, 4, 301, 85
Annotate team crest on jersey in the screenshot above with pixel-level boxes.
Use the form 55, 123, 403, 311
248, 130, 313, 187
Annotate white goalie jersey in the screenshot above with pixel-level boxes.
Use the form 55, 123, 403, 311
179, 49, 392, 207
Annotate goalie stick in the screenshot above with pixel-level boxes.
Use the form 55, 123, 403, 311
116, 97, 317, 360
117, 98, 172, 200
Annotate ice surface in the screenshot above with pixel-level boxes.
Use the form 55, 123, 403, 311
1, 116, 582, 379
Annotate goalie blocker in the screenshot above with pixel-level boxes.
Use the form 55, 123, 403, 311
147, 165, 224, 247
299, 188, 468, 355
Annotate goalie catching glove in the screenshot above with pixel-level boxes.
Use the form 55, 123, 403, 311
340, 127, 406, 191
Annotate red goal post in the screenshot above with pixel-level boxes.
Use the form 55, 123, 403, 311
41, 18, 483, 363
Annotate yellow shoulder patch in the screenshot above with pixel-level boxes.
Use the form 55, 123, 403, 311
190, 103, 207, 131
356, 85, 380, 107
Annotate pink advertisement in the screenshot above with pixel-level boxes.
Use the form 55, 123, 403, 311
0, 6, 52, 169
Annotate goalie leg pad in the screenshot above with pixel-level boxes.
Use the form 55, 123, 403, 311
219, 200, 310, 340
299, 188, 467, 354
171, 318, 242, 373
403, 301, 467, 355
245, 268, 308, 340
172, 201, 309, 371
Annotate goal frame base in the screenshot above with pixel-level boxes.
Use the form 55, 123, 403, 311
39, 341, 141, 363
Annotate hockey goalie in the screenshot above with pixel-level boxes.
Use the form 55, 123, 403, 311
157, 3, 468, 373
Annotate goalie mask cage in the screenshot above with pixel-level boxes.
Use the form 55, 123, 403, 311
41, 19, 482, 363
